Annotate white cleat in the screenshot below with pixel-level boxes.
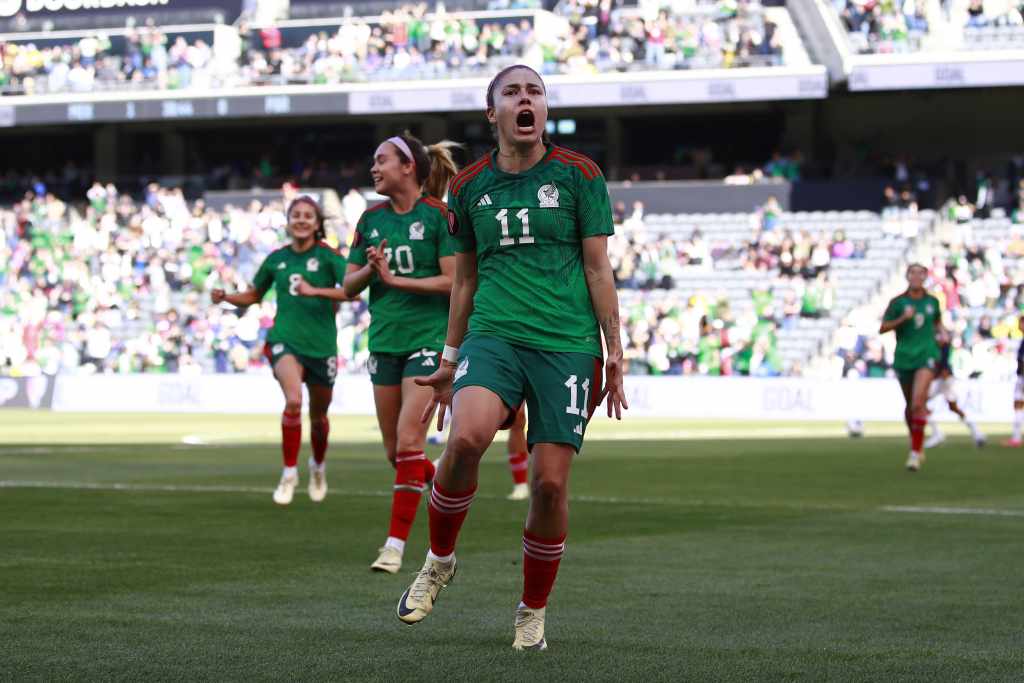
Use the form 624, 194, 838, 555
308, 466, 327, 503
371, 546, 403, 574
273, 472, 299, 505
396, 556, 457, 624
924, 433, 946, 450
905, 451, 922, 472
974, 435, 987, 448
507, 483, 530, 501
512, 605, 548, 651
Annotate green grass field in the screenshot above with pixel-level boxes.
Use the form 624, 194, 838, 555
1, 412, 1023, 681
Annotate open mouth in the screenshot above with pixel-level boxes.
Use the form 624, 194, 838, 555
515, 109, 535, 133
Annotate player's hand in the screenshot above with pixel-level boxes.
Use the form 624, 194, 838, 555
294, 276, 316, 297
211, 288, 226, 304
415, 361, 456, 431
601, 352, 629, 420
902, 305, 915, 322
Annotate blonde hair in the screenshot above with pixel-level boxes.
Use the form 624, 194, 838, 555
389, 130, 463, 200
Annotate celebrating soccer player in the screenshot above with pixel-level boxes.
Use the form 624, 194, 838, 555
394, 65, 628, 651
339, 132, 461, 574
211, 196, 347, 505
879, 263, 945, 471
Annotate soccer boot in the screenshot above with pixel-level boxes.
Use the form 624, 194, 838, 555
396, 555, 457, 624
371, 546, 403, 574
924, 432, 945, 449
905, 451, 922, 472
507, 483, 530, 501
308, 464, 327, 503
512, 605, 547, 651
273, 471, 299, 505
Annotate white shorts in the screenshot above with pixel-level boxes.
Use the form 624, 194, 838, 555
1015, 377, 1024, 403
929, 377, 958, 404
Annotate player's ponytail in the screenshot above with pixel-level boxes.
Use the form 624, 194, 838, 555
423, 141, 462, 200
391, 130, 464, 200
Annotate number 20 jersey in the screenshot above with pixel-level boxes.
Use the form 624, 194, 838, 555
446, 146, 614, 357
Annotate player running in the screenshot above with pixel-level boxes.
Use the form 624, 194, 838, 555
211, 196, 347, 505
1004, 315, 1024, 447
924, 342, 985, 449
879, 263, 945, 472
336, 132, 461, 574
394, 65, 628, 651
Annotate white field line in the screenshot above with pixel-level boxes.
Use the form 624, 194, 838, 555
880, 505, 1024, 518
2, 480, 1023, 518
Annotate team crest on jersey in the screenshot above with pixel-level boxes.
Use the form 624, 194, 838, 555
538, 183, 559, 208
306, 257, 319, 272
409, 222, 425, 240
454, 357, 469, 381
367, 355, 378, 375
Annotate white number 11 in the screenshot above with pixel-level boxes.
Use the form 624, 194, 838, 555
496, 208, 534, 247
565, 374, 591, 418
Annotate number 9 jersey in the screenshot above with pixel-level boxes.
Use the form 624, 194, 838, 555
446, 146, 615, 357
253, 242, 348, 359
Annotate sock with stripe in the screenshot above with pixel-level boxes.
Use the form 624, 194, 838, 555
388, 451, 428, 542
281, 409, 302, 469
522, 530, 566, 609
508, 451, 529, 485
427, 481, 476, 560
910, 415, 926, 452
310, 416, 329, 467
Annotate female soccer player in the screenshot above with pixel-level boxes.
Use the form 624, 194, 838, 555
211, 196, 348, 505
394, 65, 628, 651
1005, 315, 1024, 447
337, 132, 461, 574
880, 263, 945, 472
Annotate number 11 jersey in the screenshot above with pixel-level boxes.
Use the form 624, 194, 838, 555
447, 145, 614, 357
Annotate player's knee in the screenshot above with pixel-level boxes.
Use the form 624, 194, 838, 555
446, 429, 488, 463
283, 398, 302, 414
531, 474, 567, 509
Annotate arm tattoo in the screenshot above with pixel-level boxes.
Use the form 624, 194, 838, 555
600, 310, 621, 353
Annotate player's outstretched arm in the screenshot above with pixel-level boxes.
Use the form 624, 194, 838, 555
582, 235, 628, 420
415, 250, 478, 429
211, 287, 263, 308
294, 275, 350, 301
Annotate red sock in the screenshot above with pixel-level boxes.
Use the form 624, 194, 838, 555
508, 451, 529, 485
311, 416, 329, 465
281, 410, 302, 468
423, 458, 436, 484
428, 481, 476, 557
389, 451, 427, 541
911, 416, 927, 452
522, 530, 566, 609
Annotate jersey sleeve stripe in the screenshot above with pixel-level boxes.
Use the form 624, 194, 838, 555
420, 197, 448, 220
366, 201, 390, 213
450, 155, 491, 197
552, 147, 601, 178
550, 151, 596, 180
551, 148, 599, 178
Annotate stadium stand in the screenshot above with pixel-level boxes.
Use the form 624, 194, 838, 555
0, 0, 795, 96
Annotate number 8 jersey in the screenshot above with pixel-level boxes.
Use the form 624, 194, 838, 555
252, 242, 349, 358
348, 195, 455, 354
447, 145, 614, 357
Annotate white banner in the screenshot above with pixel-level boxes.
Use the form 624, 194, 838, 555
848, 51, 1024, 91
50, 374, 1015, 422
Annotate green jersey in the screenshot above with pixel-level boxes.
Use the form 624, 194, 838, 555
883, 291, 942, 370
348, 195, 455, 354
253, 242, 348, 358
447, 145, 614, 356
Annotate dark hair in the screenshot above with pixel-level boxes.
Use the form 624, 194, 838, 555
485, 64, 551, 145
287, 196, 326, 241
388, 131, 463, 200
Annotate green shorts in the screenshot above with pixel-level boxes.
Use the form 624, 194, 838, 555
368, 348, 441, 386
452, 334, 602, 452
896, 362, 937, 390
264, 342, 337, 387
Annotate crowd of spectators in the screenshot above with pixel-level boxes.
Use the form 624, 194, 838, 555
1, 0, 785, 96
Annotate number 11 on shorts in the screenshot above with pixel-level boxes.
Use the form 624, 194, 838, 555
565, 374, 591, 419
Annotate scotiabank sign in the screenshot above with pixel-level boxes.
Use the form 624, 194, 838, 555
0, 0, 236, 19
